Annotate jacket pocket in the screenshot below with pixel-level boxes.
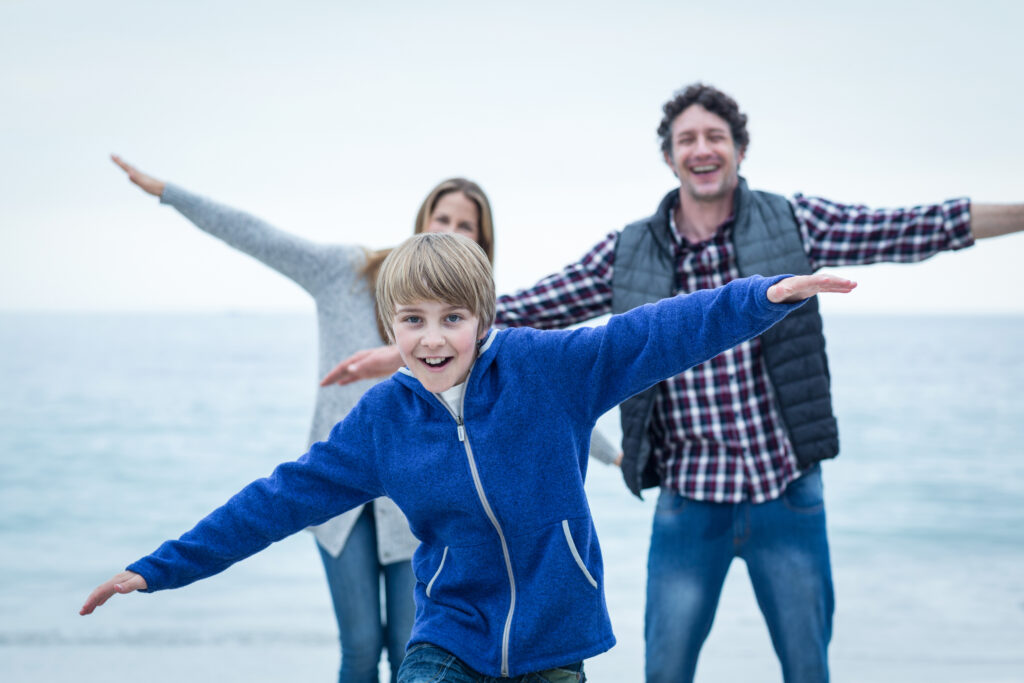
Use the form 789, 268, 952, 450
425, 546, 449, 598
562, 520, 597, 589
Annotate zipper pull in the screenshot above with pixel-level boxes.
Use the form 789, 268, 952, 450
456, 418, 466, 442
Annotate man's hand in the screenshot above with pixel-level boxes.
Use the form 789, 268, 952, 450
767, 273, 857, 304
80, 570, 148, 615
320, 346, 404, 386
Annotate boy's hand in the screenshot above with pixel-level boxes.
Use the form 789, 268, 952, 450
320, 346, 404, 386
80, 570, 147, 615
767, 273, 857, 304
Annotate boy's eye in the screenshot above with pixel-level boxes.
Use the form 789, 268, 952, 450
402, 315, 421, 324
445, 313, 463, 324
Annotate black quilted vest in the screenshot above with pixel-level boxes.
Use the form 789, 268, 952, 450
612, 178, 839, 498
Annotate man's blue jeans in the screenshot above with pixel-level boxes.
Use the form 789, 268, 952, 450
645, 466, 834, 683
318, 505, 417, 683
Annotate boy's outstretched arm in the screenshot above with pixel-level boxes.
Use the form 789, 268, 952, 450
80, 570, 148, 615
767, 273, 857, 303
318, 275, 856, 386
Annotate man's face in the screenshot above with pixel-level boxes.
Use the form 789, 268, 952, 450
392, 300, 482, 394
663, 104, 745, 204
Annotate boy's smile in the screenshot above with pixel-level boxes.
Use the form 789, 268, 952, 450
393, 300, 484, 394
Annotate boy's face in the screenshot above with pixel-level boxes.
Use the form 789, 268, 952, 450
392, 300, 484, 394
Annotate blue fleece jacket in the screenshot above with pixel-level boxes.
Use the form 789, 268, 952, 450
127, 274, 800, 677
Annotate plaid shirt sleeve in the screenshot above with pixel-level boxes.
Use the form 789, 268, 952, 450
791, 194, 974, 270
495, 231, 618, 329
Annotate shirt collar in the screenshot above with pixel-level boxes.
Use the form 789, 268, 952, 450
667, 193, 736, 248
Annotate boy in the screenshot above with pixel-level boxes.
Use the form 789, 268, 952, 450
81, 233, 855, 682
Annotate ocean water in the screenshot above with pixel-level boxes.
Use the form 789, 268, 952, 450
1, 312, 1022, 682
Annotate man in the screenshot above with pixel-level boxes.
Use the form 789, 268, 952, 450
322, 83, 1024, 682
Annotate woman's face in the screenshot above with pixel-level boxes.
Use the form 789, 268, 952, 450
425, 191, 481, 244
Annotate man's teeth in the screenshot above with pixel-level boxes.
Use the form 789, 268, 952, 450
692, 165, 718, 173
424, 358, 447, 366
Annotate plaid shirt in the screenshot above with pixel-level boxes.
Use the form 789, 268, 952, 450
495, 192, 974, 503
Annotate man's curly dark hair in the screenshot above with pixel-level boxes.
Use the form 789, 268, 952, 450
657, 83, 749, 157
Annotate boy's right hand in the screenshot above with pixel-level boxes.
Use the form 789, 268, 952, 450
111, 154, 166, 197
767, 273, 856, 303
320, 346, 404, 386
80, 570, 147, 615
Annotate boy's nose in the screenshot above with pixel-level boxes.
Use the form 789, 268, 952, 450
420, 331, 445, 348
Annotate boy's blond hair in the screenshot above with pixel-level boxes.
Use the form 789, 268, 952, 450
376, 233, 496, 342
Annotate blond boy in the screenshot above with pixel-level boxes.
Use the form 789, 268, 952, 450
82, 233, 854, 682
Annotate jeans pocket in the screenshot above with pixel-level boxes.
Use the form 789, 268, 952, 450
655, 489, 687, 516
534, 662, 585, 682
398, 643, 457, 683
403, 642, 434, 657
782, 466, 824, 514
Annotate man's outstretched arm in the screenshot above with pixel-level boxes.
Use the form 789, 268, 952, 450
971, 203, 1024, 240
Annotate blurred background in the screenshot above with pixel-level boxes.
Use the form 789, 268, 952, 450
2, 1, 1023, 681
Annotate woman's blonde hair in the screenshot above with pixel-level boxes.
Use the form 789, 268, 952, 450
376, 233, 495, 343
362, 178, 494, 341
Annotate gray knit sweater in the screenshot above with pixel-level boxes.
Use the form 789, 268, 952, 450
160, 183, 418, 561
158, 184, 619, 560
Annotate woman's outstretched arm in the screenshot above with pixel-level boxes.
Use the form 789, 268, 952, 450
111, 154, 350, 296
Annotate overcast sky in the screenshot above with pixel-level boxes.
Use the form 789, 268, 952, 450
3, 0, 1022, 314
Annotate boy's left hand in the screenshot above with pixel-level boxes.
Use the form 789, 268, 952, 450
767, 273, 857, 304
80, 570, 147, 615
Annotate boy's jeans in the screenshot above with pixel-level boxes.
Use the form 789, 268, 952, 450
398, 643, 586, 683
644, 465, 834, 683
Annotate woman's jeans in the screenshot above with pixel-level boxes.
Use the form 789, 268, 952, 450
397, 643, 586, 683
318, 504, 416, 683
644, 465, 834, 683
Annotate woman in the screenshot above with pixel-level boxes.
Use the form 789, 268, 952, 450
111, 155, 494, 683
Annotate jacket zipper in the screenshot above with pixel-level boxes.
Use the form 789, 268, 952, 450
435, 391, 517, 677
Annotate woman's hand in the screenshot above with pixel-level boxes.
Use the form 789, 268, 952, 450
111, 154, 166, 197
319, 346, 404, 386
767, 273, 857, 304
80, 570, 148, 615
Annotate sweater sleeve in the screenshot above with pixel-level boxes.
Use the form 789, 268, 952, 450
125, 408, 386, 592
160, 183, 358, 296
588, 428, 619, 466
526, 274, 802, 422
